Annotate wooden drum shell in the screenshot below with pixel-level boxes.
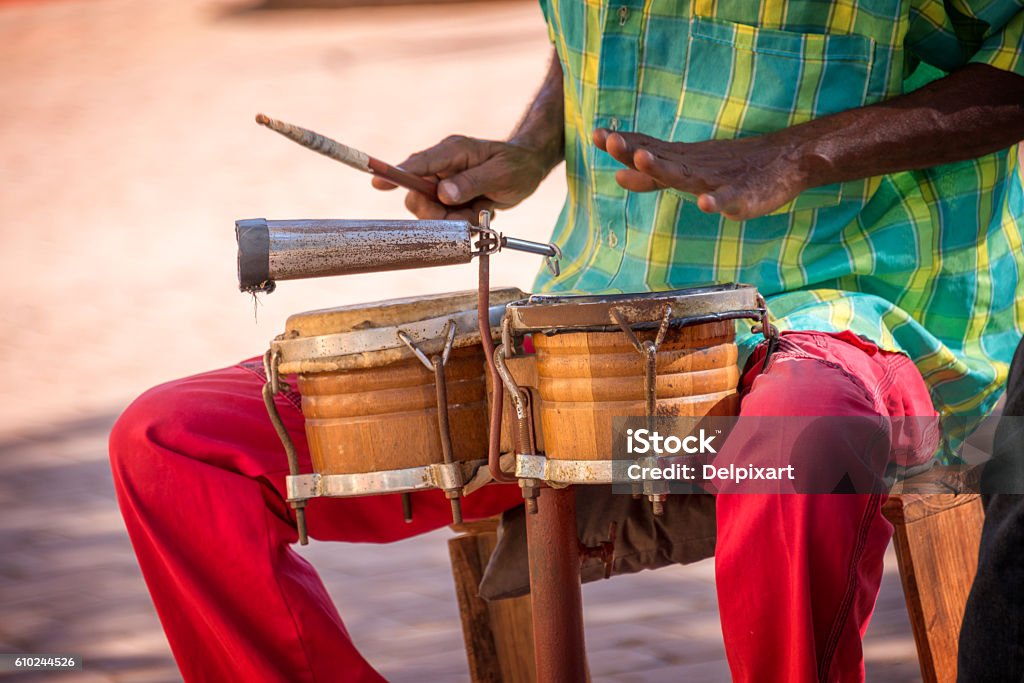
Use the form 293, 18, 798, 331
297, 346, 488, 475
275, 288, 524, 479
531, 320, 740, 461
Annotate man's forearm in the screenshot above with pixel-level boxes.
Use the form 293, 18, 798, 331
509, 48, 565, 175
796, 63, 1024, 187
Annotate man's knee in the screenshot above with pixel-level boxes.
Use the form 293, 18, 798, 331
742, 356, 876, 418
736, 356, 892, 492
109, 363, 302, 499
109, 366, 264, 481
109, 378, 196, 486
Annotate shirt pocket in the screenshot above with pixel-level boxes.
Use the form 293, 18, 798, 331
673, 15, 881, 214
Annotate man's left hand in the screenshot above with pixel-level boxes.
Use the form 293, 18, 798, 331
594, 128, 812, 221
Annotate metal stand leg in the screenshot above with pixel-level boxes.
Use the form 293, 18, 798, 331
526, 486, 589, 683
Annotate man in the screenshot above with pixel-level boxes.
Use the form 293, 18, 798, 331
110, 1, 1024, 681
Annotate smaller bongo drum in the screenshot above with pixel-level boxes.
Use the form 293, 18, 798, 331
262, 288, 524, 540
496, 284, 770, 498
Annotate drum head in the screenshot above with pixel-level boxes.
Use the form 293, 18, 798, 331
505, 283, 762, 334
274, 287, 524, 373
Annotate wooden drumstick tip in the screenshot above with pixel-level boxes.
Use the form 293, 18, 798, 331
251, 113, 385, 179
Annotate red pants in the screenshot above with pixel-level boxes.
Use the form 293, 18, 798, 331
109, 330, 937, 682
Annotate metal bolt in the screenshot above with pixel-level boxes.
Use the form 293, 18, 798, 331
521, 478, 540, 514
650, 493, 666, 516
448, 495, 463, 525
402, 492, 413, 523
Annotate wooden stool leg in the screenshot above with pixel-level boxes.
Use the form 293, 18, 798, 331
448, 520, 536, 683
883, 492, 984, 683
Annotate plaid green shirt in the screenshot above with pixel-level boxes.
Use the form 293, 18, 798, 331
533, 0, 1024, 452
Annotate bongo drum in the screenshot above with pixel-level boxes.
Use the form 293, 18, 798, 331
263, 288, 524, 520
497, 284, 768, 488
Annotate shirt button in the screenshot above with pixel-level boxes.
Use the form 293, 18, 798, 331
617, 6, 630, 25
609, 117, 620, 131
608, 229, 619, 248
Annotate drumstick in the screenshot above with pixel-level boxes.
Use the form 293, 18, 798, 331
255, 114, 441, 198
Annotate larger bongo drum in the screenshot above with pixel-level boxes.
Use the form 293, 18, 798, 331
498, 284, 768, 487
264, 288, 524, 516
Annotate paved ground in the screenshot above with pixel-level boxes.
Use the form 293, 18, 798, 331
0, 0, 923, 680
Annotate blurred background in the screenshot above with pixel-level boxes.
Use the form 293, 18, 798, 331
0, 0, 923, 680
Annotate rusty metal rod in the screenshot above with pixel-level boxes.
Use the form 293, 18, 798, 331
479, 252, 517, 483
494, 344, 541, 511
526, 486, 589, 682
432, 355, 463, 525
260, 351, 308, 545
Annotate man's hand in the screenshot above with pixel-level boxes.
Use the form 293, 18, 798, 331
594, 128, 810, 221
595, 64, 1024, 222
371, 136, 551, 223
373, 49, 564, 224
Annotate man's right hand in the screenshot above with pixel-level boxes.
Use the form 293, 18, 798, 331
371, 135, 551, 223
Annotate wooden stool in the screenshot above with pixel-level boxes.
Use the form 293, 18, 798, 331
448, 466, 983, 683
883, 465, 983, 683
448, 518, 536, 683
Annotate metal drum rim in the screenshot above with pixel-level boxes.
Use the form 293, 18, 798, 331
272, 304, 505, 372
505, 283, 763, 334
271, 287, 523, 373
